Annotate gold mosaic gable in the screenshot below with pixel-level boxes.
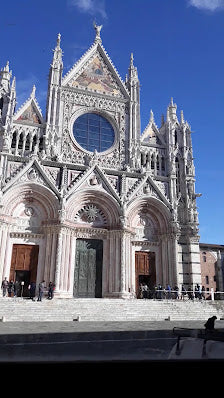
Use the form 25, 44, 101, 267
17, 103, 42, 124
70, 55, 121, 96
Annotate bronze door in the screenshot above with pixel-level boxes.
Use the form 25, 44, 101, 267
74, 239, 103, 298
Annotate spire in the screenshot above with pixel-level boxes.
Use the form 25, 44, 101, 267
93, 21, 103, 44
167, 97, 177, 122
52, 33, 63, 69
57, 33, 61, 48
0, 61, 12, 92
11, 76, 16, 91
128, 52, 138, 81
149, 109, 154, 123
30, 84, 36, 99
180, 110, 184, 124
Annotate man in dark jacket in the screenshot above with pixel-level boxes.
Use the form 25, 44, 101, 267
37, 280, 45, 301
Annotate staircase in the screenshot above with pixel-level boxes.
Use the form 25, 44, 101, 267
0, 298, 224, 322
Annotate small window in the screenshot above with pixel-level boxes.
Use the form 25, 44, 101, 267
206, 276, 209, 285
202, 252, 206, 262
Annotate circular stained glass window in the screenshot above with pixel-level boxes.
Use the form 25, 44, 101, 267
73, 113, 115, 153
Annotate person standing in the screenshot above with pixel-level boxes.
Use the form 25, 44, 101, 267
181, 284, 187, 300
142, 282, 148, 299
8, 280, 14, 297
37, 280, 45, 302
1, 277, 9, 297
29, 282, 36, 301
166, 284, 172, 300
201, 286, 206, 300
14, 280, 20, 297
48, 281, 55, 300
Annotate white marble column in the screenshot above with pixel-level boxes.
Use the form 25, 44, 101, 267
54, 228, 63, 293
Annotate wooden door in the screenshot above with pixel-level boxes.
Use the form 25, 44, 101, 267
135, 251, 156, 297
74, 239, 103, 298
10, 244, 39, 284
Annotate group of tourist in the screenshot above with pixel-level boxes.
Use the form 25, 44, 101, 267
138, 283, 207, 300
1, 277, 55, 301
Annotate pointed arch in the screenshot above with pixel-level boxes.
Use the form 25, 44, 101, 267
66, 189, 121, 228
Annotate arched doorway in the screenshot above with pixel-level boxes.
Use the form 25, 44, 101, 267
10, 244, 39, 297
66, 189, 122, 298
1, 183, 59, 294
126, 197, 172, 297
135, 251, 156, 298
73, 239, 103, 298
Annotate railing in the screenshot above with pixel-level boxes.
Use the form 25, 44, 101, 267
138, 288, 224, 301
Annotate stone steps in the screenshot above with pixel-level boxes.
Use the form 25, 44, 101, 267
0, 298, 224, 322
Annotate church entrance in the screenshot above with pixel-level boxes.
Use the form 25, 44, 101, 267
135, 251, 156, 298
73, 239, 103, 298
10, 244, 39, 297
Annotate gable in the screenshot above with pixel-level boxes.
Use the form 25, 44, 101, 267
2, 158, 61, 199
16, 102, 42, 124
62, 42, 129, 99
141, 124, 165, 146
66, 164, 121, 205
68, 54, 121, 97
126, 174, 171, 208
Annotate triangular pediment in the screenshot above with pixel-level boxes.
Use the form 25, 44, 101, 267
70, 54, 121, 96
141, 122, 165, 146
126, 174, 171, 208
2, 158, 60, 198
14, 88, 44, 125
62, 42, 129, 99
66, 164, 121, 204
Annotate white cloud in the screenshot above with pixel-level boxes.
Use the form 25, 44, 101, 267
68, 0, 107, 19
188, 0, 224, 11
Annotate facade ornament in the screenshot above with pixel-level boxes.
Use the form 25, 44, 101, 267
83, 204, 99, 221
89, 175, 98, 186
24, 206, 34, 217
93, 22, 103, 44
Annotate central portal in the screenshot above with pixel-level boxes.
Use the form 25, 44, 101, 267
73, 239, 103, 298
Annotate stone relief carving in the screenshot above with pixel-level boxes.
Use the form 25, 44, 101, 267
75, 204, 107, 227
24, 206, 34, 216
134, 213, 158, 242
18, 167, 48, 189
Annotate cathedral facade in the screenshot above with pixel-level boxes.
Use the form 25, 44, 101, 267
0, 26, 202, 298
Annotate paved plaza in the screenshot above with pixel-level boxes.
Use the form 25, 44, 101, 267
0, 320, 224, 363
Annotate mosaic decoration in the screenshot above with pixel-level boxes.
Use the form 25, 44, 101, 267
17, 103, 41, 124
71, 56, 120, 96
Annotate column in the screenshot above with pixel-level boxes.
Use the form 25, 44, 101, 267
54, 228, 63, 293
169, 233, 179, 287
0, 225, 8, 282
120, 231, 126, 294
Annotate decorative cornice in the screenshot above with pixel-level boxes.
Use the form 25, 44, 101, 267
10, 232, 44, 239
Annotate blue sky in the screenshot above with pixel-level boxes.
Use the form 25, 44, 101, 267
1, 0, 224, 244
